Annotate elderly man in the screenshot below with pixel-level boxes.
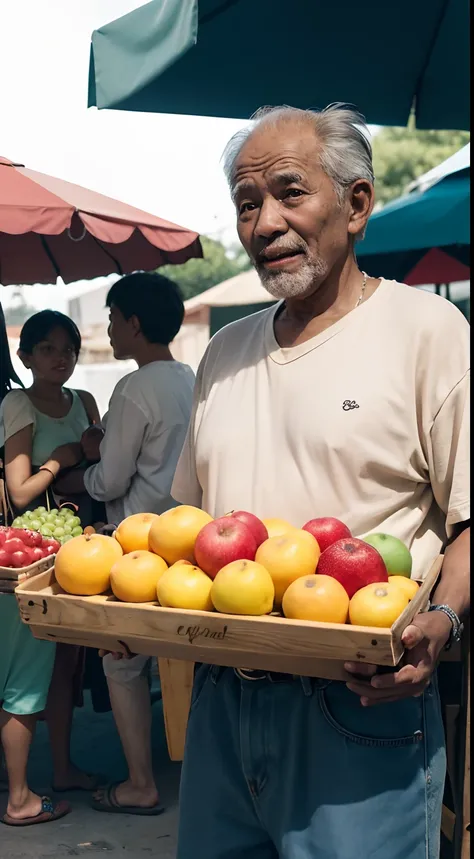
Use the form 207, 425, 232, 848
172, 104, 470, 859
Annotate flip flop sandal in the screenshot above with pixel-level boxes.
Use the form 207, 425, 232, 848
3, 797, 71, 827
52, 772, 106, 793
91, 782, 164, 816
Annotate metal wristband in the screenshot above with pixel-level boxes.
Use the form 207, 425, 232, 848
428, 604, 464, 650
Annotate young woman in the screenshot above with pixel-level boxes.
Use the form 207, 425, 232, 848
0, 310, 101, 825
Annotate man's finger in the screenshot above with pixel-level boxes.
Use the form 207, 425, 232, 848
401, 623, 425, 649
344, 662, 377, 677
370, 663, 421, 688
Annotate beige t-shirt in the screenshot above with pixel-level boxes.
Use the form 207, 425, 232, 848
172, 280, 470, 579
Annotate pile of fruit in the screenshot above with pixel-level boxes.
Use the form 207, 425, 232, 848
12, 506, 84, 546
53, 507, 420, 629
0, 525, 60, 569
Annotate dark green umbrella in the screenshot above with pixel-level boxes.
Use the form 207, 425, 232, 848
88, 0, 469, 130
357, 167, 470, 284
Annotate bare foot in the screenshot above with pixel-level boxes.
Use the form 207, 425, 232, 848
94, 779, 159, 808
7, 788, 43, 820
53, 764, 101, 791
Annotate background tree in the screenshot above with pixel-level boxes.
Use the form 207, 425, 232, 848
3, 289, 37, 326
372, 120, 469, 207
159, 235, 250, 301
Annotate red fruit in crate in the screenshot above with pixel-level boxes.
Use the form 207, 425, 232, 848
29, 546, 46, 563
42, 537, 61, 553
0, 531, 6, 547
0, 549, 13, 567
3, 537, 27, 555
317, 537, 388, 599
21, 529, 43, 548
10, 550, 31, 568
302, 517, 352, 554
229, 511, 268, 548
194, 517, 258, 580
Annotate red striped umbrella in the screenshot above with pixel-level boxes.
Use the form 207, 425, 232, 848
0, 156, 202, 285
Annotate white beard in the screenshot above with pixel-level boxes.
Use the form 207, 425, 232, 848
255, 254, 328, 300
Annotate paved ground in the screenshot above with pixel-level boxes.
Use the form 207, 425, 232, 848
1, 680, 180, 859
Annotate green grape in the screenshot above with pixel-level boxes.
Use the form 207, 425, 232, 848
29, 519, 42, 531
40, 525, 53, 537
53, 526, 65, 538
71, 526, 83, 537
69, 516, 81, 528
35, 506, 47, 515
63, 523, 73, 535
46, 512, 57, 523
23, 510, 34, 520
12, 517, 24, 528
61, 534, 74, 544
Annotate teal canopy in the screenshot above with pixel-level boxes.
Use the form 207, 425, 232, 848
357, 167, 470, 283
88, 0, 469, 130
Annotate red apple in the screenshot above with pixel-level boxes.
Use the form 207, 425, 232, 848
29, 546, 46, 563
43, 543, 59, 557
20, 529, 43, 548
4, 537, 27, 555
194, 517, 257, 579
10, 550, 31, 569
302, 517, 352, 553
0, 549, 13, 567
229, 511, 268, 548
317, 537, 388, 598
0, 531, 6, 548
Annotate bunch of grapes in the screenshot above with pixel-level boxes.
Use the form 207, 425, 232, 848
12, 506, 83, 546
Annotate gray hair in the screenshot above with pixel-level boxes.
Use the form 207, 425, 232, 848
222, 103, 375, 206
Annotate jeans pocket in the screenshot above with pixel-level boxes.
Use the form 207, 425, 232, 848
319, 681, 425, 747
189, 663, 212, 713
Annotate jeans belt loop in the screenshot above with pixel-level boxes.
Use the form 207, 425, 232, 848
300, 676, 314, 697
210, 665, 225, 685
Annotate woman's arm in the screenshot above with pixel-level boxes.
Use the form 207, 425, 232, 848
5, 427, 82, 510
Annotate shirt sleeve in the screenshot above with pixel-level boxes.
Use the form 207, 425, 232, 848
84, 391, 147, 503
0, 390, 35, 443
427, 369, 470, 531
171, 355, 206, 508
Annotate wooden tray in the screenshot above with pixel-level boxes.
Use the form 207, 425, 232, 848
15, 556, 442, 680
0, 554, 55, 591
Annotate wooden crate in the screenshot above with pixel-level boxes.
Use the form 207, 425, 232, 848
0, 554, 55, 593
15, 556, 442, 680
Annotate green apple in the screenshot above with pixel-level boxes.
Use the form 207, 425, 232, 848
363, 533, 412, 577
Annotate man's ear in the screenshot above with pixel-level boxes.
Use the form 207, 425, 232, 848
347, 179, 375, 239
130, 314, 141, 337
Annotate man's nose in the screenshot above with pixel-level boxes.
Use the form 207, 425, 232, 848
254, 197, 288, 239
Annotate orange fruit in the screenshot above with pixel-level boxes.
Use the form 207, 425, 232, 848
388, 576, 420, 600
262, 518, 295, 538
255, 529, 320, 606
211, 560, 274, 615
157, 562, 213, 611
55, 534, 123, 596
349, 582, 410, 628
149, 506, 213, 565
282, 574, 349, 623
110, 550, 168, 603
114, 512, 160, 553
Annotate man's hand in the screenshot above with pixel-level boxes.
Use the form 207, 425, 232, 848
344, 610, 452, 706
81, 426, 104, 463
51, 442, 83, 470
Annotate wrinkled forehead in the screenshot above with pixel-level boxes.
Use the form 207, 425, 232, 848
231, 122, 322, 189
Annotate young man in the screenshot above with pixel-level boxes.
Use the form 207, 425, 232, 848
172, 105, 470, 858
82, 272, 194, 815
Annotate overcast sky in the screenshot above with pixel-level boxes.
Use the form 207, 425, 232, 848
1, 0, 379, 312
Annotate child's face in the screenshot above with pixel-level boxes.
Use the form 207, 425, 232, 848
20, 325, 78, 384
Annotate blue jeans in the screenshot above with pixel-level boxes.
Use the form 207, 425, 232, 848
177, 665, 446, 859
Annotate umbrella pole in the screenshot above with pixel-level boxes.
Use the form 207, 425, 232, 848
435, 284, 441, 296
445, 283, 451, 302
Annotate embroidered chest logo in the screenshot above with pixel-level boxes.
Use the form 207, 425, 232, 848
342, 399, 359, 411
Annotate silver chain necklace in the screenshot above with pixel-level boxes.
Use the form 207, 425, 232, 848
355, 271, 368, 309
